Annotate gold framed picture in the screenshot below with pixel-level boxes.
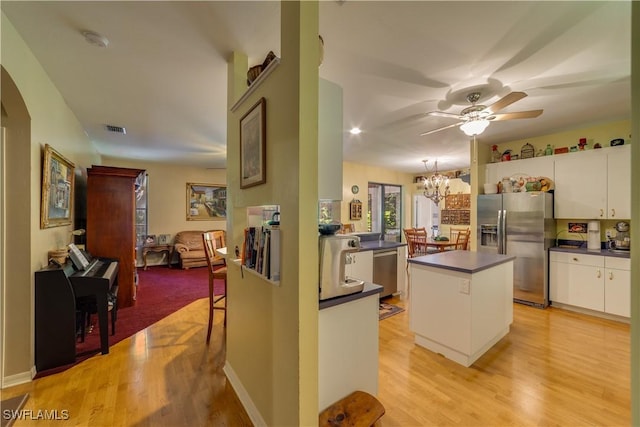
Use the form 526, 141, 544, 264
186, 183, 227, 221
40, 144, 75, 228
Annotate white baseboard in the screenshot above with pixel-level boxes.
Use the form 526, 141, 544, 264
1, 368, 33, 389
223, 362, 266, 427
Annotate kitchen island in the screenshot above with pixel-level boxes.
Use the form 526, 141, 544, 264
408, 251, 515, 367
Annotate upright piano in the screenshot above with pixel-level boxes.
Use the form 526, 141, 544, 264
34, 258, 119, 371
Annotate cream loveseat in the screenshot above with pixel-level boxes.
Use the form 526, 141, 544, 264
174, 230, 225, 269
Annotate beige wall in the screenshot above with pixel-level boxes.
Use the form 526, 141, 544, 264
1, 12, 101, 384
102, 157, 226, 266
630, 3, 639, 424
487, 119, 630, 161
225, 3, 319, 425
341, 161, 414, 234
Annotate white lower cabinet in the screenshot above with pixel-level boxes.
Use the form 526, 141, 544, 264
550, 251, 630, 318
604, 257, 631, 317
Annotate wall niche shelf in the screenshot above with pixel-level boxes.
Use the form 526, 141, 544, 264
237, 205, 281, 286
232, 259, 280, 286
230, 57, 281, 112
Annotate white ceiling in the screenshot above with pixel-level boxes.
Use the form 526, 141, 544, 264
1, 1, 631, 174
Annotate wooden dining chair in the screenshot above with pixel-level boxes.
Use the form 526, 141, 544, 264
341, 223, 355, 234
453, 228, 471, 250
202, 230, 227, 344
404, 227, 429, 258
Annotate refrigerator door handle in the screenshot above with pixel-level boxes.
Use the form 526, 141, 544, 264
500, 209, 508, 254
502, 209, 508, 254
497, 209, 503, 254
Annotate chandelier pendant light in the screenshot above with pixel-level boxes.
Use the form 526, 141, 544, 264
422, 160, 450, 205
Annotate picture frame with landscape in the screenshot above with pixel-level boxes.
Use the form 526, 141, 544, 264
240, 97, 266, 189
186, 183, 227, 221
40, 144, 75, 229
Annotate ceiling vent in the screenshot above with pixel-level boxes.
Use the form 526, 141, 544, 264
105, 124, 126, 134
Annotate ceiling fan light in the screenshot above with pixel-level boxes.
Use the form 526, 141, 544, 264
460, 119, 490, 136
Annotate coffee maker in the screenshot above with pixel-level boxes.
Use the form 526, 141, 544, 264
587, 220, 601, 252
319, 235, 365, 300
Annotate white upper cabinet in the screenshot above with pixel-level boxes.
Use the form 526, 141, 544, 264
318, 78, 344, 201
554, 145, 630, 219
485, 155, 555, 185
554, 151, 607, 219
606, 145, 631, 219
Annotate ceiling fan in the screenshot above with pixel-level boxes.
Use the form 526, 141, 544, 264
420, 91, 543, 136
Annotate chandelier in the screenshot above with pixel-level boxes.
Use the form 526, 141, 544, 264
422, 160, 450, 205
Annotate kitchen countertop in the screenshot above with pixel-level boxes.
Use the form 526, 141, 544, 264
319, 282, 383, 310
550, 246, 630, 259
358, 240, 407, 251
408, 250, 516, 274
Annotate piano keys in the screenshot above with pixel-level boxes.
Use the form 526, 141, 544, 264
35, 258, 119, 372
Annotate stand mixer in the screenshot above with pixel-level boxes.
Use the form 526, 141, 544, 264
319, 235, 365, 300
611, 221, 630, 251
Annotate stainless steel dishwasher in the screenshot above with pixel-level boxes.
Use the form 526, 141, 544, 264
373, 249, 397, 298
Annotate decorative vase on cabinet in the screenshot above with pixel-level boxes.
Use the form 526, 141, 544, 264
86, 165, 145, 308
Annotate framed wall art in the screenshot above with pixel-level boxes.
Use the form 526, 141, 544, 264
186, 183, 227, 221
240, 97, 266, 189
40, 144, 75, 228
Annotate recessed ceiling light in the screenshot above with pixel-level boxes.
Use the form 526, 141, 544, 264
82, 30, 109, 48
349, 127, 362, 135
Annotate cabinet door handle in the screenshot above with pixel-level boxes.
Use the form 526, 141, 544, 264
599, 209, 604, 218
609, 271, 614, 280
611, 209, 616, 217
597, 269, 601, 279
573, 257, 579, 262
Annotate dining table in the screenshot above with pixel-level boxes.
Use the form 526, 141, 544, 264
424, 239, 458, 253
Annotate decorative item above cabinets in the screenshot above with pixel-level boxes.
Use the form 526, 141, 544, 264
350, 200, 363, 221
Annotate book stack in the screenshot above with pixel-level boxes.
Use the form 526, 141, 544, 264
242, 225, 280, 282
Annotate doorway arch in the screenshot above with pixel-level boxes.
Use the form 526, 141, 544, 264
1, 65, 33, 385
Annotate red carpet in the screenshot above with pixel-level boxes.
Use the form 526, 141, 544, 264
34, 265, 224, 378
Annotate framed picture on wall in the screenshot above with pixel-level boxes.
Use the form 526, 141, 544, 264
186, 183, 227, 220
240, 97, 266, 189
40, 144, 75, 228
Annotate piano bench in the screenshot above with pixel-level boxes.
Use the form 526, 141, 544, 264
76, 293, 118, 342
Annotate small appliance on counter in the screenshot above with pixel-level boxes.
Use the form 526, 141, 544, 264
587, 220, 601, 252
319, 235, 364, 301
611, 221, 630, 252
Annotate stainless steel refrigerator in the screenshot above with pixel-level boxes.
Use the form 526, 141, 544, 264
477, 192, 555, 307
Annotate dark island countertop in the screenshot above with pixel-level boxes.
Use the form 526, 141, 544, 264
549, 246, 630, 259
408, 251, 516, 274
319, 282, 383, 310
358, 241, 407, 252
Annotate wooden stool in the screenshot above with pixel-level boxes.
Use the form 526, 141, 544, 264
319, 391, 385, 427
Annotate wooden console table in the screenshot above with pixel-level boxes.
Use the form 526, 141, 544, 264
142, 244, 173, 270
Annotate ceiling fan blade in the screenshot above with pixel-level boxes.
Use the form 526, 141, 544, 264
489, 110, 543, 121
427, 111, 462, 119
420, 121, 463, 136
482, 91, 527, 115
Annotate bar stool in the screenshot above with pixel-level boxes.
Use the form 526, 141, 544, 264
202, 230, 227, 344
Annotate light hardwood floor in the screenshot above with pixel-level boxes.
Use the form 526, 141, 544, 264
2, 296, 630, 426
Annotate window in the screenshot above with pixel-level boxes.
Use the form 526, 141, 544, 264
367, 182, 402, 242
135, 173, 148, 247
